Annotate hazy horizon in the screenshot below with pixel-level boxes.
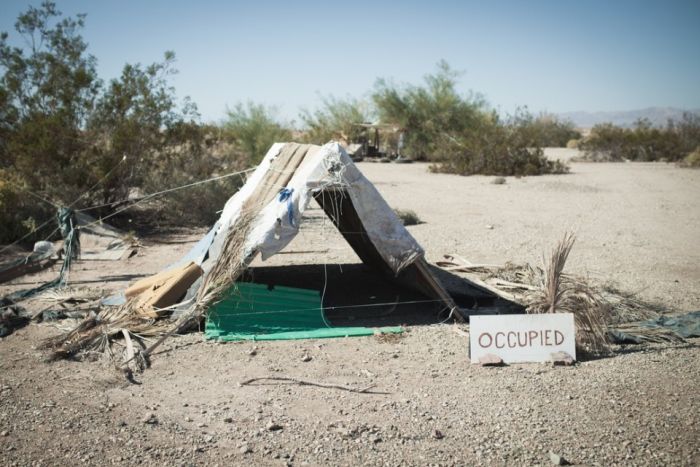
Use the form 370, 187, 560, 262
1, 0, 699, 123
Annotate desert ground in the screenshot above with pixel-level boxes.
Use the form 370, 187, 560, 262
1, 151, 699, 466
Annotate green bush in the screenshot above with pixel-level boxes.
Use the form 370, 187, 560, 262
429, 114, 569, 176
371, 62, 568, 176
0, 3, 250, 243
580, 114, 700, 162
0, 168, 54, 246
507, 109, 581, 148
373, 60, 487, 162
222, 102, 291, 164
682, 147, 700, 168
300, 96, 371, 145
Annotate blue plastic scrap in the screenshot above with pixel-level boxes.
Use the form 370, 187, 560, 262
278, 188, 296, 228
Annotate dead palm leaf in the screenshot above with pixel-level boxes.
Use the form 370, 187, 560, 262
525, 233, 610, 353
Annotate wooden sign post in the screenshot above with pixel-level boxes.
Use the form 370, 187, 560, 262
469, 313, 576, 364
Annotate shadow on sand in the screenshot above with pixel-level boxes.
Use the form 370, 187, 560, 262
240, 263, 524, 328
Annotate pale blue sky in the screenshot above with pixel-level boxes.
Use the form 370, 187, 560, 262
1, 0, 699, 124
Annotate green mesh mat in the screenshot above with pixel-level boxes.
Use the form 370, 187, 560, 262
204, 282, 402, 341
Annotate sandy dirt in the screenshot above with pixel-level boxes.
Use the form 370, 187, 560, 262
1, 155, 699, 466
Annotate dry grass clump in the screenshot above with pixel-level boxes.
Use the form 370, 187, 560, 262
393, 209, 422, 226
598, 284, 665, 325
524, 233, 609, 353
681, 147, 700, 168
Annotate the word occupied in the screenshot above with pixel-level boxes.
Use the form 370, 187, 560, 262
469, 313, 576, 364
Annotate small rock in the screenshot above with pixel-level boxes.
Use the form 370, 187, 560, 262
549, 451, 569, 465
433, 430, 444, 440
550, 352, 575, 366
267, 421, 283, 431
485, 224, 494, 230
1, 430, 9, 437
492, 177, 506, 185
141, 413, 157, 424
239, 444, 252, 454
478, 353, 504, 367
184, 416, 193, 422
301, 354, 312, 362
223, 417, 233, 423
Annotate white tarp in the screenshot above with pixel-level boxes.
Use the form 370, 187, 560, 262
189, 142, 423, 281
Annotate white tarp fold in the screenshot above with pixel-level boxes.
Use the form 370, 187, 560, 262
190, 142, 423, 279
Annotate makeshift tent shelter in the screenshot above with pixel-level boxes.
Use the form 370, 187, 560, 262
114, 142, 462, 340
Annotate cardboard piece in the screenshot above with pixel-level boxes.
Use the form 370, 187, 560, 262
126, 262, 203, 317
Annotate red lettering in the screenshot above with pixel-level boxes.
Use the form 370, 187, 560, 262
555, 330, 564, 345
478, 333, 493, 348
495, 332, 506, 348
507, 332, 517, 348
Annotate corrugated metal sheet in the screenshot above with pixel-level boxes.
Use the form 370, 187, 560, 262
205, 282, 402, 341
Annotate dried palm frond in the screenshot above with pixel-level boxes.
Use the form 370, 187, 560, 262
525, 233, 610, 354
41, 300, 169, 365
488, 261, 537, 284
36, 287, 104, 304
609, 323, 685, 344
196, 209, 256, 312
599, 284, 666, 324
32, 287, 105, 322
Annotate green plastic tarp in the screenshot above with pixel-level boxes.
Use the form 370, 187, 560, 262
204, 282, 402, 341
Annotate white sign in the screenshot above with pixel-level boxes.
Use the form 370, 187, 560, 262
469, 313, 576, 364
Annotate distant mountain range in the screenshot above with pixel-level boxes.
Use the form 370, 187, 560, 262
557, 107, 700, 129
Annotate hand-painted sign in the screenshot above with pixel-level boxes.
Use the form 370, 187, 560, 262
469, 313, 576, 363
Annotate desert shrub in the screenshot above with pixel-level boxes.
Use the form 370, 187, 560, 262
0, 3, 249, 243
566, 139, 580, 149
580, 114, 700, 162
681, 147, 700, 168
137, 123, 250, 226
222, 102, 291, 164
429, 112, 569, 176
0, 2, 99, 243
85, 52, 205, 209
393, 208, 422, 226
0, 168, 54, 246
1, 2, 100, 204
373, 60, 487, 161
300, 96, 371, 145
372, 62, 567, 176
508, 109, 581, 147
